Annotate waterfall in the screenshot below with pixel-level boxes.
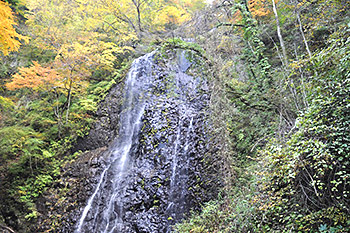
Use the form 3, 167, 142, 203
75, 52, 155, 232
74, 49, 211, 232
166, 115, 194, 225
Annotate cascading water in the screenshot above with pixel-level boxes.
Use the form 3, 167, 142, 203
74, 49, 214, 232
76, 52, 155, 232
166, 114, 194, 226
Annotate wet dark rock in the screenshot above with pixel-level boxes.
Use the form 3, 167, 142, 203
36, 49, 222, 232
34, 147, 108, 232
74, 81, 125, 152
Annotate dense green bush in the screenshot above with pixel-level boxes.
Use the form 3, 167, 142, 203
256, 26, 350, 232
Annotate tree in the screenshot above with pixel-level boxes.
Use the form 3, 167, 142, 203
156, 5, 190, 26
0, 96, 13, 124
248, 0, 270, 18
0, 0, 28, 55
96, 0, 202, 36
5, 61, 61, 92
270, 0, 287, 66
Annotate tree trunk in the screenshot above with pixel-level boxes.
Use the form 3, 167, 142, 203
271, 0, 288, 66
132, 0, 143, 32
65, 77, 73, 124
136, 5, 142, 31
0, 225, 16, 233
296, 11, 312, 59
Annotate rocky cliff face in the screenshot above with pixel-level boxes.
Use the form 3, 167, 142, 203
36, 48, 221, 232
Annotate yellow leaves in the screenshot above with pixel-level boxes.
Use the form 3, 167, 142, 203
156, 5, 190, 26
155, 0, 206, 28
0, 96, 14, 109
56, 40, 98, 73
0, 1, 29, 55
0, 96, 14, 121
98, 0, 199, 33
98, 42, 134, 71
25, 0, 202, 57
289, 59, 307, 70
20, 0, 205, 92
5, 61, 62, 92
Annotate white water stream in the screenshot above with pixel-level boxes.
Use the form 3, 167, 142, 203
75, 52, 155, 232
75, 49, 203, 232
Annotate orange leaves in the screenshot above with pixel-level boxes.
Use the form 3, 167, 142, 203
0, 1, 29, 55
249, 0, 271, 18
231, 0, 271, 24
6, 62, 62, 92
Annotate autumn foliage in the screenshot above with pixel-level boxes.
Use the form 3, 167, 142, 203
0, 1, 207, 230
248, 0, 271, 18
0, 0, 28, 55
6, 61, 62, 92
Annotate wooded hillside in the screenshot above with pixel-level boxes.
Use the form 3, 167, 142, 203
1, 0, 349, 232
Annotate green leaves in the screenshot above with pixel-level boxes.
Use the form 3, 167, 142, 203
252, 23, 350, 231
